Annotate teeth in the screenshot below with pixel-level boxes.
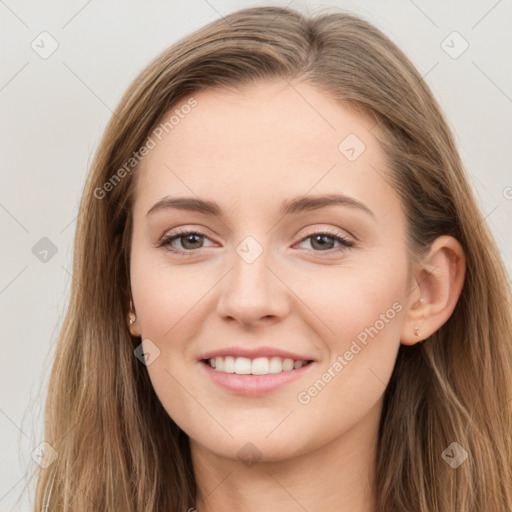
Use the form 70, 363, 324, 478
235, 357, 251, 374
282, 358, 294, 371
207, 356, 310, 375
251, 357, 269, 375
223, 356, 235, 373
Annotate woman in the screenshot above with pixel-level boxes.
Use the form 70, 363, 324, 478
31, 5, 512, 512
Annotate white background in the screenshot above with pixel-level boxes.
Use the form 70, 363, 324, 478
1, 1, 511, 510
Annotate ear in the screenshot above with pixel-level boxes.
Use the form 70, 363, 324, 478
128, 300, 141, 338
400, 235, 466, 345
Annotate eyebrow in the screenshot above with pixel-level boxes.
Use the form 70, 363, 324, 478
146, 193, 375, 219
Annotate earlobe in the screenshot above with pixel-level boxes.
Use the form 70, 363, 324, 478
127, 301, 141, 337
400, 235, 466, 346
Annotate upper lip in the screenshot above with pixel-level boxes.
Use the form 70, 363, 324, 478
199, 346, 315, 362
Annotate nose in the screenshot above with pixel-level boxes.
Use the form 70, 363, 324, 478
216, 243, 290, 327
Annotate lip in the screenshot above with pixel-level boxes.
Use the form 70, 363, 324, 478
198, 345, 314, 362
199, 359, 316, 396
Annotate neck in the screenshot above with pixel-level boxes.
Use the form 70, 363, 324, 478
191, 399, 381, 512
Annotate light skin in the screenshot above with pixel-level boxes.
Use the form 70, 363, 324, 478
128, 79, 465, 512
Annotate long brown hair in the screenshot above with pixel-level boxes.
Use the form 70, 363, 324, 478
29, 5, 512, 511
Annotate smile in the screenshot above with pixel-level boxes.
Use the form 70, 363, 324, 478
199, 356, 316, 396
204, 356, 313, 375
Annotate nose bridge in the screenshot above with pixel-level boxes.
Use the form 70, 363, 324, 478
216, 233, 288, 324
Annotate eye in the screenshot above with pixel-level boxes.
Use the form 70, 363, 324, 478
158, 229, 215, 255
295, 229, 355, 256
157, 228, 355, 256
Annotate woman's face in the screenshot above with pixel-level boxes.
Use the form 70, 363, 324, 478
129, 79, 414, 462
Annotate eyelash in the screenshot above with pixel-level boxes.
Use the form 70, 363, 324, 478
157, 228, 355, 257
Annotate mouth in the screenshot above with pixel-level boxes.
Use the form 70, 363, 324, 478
201, 356, 314, 375
199, 355, 316, 396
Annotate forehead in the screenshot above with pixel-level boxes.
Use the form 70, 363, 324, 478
133, 79, 399, 222
148, 80, 375, 166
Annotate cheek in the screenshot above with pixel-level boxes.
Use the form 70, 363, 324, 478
130, 247, 212, 340
129, 251, 222, 423
298, 297, 403, 398
129, 253, 213, 435
288, 281, 404, 450
286, 256, 407, 403
283, 252, 407, 348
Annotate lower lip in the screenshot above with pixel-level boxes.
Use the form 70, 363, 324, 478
199, 360, 316, 396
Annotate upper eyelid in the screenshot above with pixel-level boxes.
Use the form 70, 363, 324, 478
160, 225, 352, 241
